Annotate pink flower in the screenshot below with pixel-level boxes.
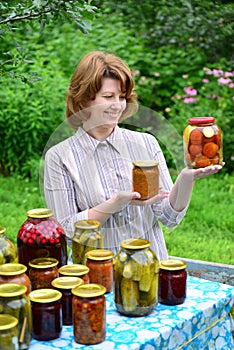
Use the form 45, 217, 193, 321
229, 82, 234, 88
184, 96, 198, 103
202, 78, 209, 83
207, 94, 221, 100
153, 72, 160, 77
225, 71, 234, 77
131, 69, 140, 76
213, 68, 224, 77
184, 87, 197, 96
218, 77, 232, 85
203, 67, 213, 75
182, 74, 189, 79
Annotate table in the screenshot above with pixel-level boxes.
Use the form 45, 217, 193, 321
29, 276, 234, 350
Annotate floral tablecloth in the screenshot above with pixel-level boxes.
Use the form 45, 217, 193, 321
29, 276, 234, 350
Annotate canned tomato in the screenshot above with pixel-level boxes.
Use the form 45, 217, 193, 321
132, 160, 159, 199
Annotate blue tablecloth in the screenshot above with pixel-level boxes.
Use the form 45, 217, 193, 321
29, 276, 234, 350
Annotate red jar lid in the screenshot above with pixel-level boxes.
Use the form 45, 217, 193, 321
188, 117, 215, 125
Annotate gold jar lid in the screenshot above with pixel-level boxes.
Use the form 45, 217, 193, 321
120, 238, 151, 250
29, 288, 62, 303
26, 208, 54, 219
159, 259, 187, 271
133, 160, 158, 168
72, 283, 106, 298
59, 264, 89, 276
0, 283, 27, 297
0, 314, 18, 330
85, 249, 114, 261
74, 220, 101, 230
0, 226, 6, 235
0, 263, 27, 276
29, 257, 59, 269
51, 277, 84, 290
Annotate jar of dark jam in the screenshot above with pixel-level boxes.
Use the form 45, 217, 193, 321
132, 160, 159, 199
29, 288, 62, 341
72, 284, 106, 345
0, 263, 30, 296
158, 259, 187, 305
59, 264, 90, 284
29, 257, 59, 290
0, 283, 32, 350
114, 238, 159, 316
51, 276, 84, 325
86, 249, 114, 293
0, 226, 18, 264
183, 117, 223, 168
0, 314, 18, 350
72, 220, 104, 265
17, 208, 68, 272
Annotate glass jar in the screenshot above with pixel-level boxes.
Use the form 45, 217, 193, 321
114, 238, 159, 316
183, 116, 223, 168
158, 259, 187, 305
72, 220, 104, 265
59, 264, 90, 284
28, 257, 59, 290
132, 160, 159, 200
29, 288, 62, 341
72, 284, 106, 345
86, 249, 114, 293
0, 283, 32, 350
0, 263, 30, 296
0, 314, 18, 350
17, 208, 68, 272
0, 226, 18, 264
51, 276, 84, 325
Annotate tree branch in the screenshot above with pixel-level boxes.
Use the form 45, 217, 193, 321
0, 9, 52, 25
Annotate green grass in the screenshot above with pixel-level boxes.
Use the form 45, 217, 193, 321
0, 172, 233, 265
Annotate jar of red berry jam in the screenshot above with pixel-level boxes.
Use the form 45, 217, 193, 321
17, 208, 67, 272
29, 288, 62, 341
72, 284, 106, 345
51, 276, 84, 325
86, 249, 114, 293
0, 263, 30, 296
132, 160, 159, 199
158, 259, 187, 305
183, 117, 223, 168
58, 264, 90, 284
28, 257, 59, 290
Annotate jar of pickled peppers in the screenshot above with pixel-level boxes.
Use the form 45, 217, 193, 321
114, 238, 159, 316
58, 264, 90, 284
28, 257, 59, 290
72, 283, 106, 345
183, 117, 223, 168
0, 263, 30, 296
72, 220, 104, 265
132, 160, 159, 199
0, 314, 19, 350
158, 259, 187, 305
0, 226, 18, 264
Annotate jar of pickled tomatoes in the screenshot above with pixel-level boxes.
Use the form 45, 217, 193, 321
132, 160, 159, 199
28, 257, 59, 290
183, 117, 223, 168
17, 208, 67, 272
58, 264, 90, 284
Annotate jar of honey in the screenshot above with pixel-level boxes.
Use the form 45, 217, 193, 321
51, 276, 84, 325
132, 160, 159, 199
0, 263, 30, 296
0, 314, 18, 350
17, 208, 67, 272
29, 257, 59, 290
72, 220, 104, 265
58, 264, 90, 284
114, 238, 159, 316
29, 288, 62, 341
72, 284, 106, 345
158, 259, 187, 305
0, 226, 18, 265
86, 249, 114, 293
183, 117, 223, 168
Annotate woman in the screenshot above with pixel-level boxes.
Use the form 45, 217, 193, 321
43, 51, 224, 260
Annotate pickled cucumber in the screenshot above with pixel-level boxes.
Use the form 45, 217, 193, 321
120, 278, 139, 312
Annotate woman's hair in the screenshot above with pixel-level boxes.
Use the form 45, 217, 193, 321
66, 51, 138, 127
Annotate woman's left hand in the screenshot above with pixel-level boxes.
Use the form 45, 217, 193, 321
185, 162, 225, 180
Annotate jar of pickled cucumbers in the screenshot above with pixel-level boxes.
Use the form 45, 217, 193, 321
0, 226, 18, 265
28, 257, 59, 290
114, 238, 159, 316
132, 160, 159, 199
0, 283, 32, 350
58, 264, 90, 284
72, 220, 104, 265
0, 314, 19, 350
0, 263, 30, 296
183, 117, 223, 168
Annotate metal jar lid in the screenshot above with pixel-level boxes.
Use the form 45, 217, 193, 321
133, 160, 159, 168
26, 208, 54, 219
72, 283, 106, 298
0, 226, 6, 235
59, 264, 89, 276
120, 238, 151, 250
51, 277, 84, 290
0, 263, 27, 276
0, 314, 18, 330
29, 288, 62, 303
85, 249, 114, 261
188, 117, 215, 125
29, 257, 59, 269
74, 220, 101, 230
159, 259, 187, 271
0, 283, 27, 297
